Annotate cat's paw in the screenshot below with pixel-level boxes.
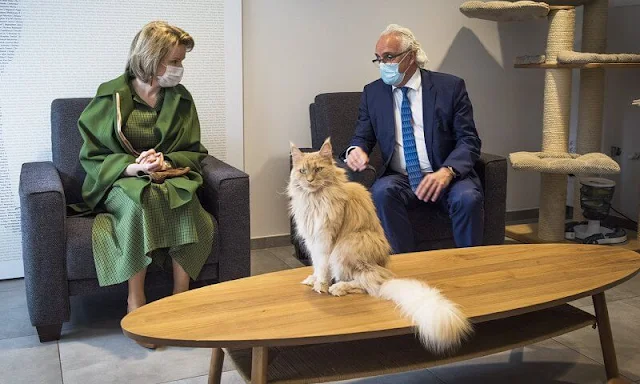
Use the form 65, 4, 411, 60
301, 275, 316, 286
329, 283, 348, 297
312, 281, 329, 294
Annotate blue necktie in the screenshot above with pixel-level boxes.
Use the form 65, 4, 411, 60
401, 87, 422, 191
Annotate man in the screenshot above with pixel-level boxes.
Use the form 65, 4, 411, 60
344, 24, 483, 254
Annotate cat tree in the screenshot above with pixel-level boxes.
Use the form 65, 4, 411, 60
460, 0, 640, 249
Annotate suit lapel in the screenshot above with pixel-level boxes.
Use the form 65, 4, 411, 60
380, 83, 395, 169
421, 69, 436, 166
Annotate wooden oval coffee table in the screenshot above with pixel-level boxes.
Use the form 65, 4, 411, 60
122, 244, 640, 383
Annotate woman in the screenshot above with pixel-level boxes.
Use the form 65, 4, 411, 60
78, 21, 213, 346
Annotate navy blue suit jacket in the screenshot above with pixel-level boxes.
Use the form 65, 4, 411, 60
348, 69, 482, 185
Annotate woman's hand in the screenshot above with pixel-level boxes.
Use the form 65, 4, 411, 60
140, 152, 165, 173
136, 149, 159, 165
136, 149, 168, 172
123, 150, 167, 176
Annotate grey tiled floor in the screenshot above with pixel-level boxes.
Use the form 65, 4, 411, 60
1, 242, 639, 384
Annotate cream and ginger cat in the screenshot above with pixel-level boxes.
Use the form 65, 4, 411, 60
287, 138, 472, 353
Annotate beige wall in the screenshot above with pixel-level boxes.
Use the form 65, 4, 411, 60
243, 0, 577, 239
602, 5, 640, 224
244, 0, 550, 238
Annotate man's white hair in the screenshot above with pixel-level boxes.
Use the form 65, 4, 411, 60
381, 24, 429, 69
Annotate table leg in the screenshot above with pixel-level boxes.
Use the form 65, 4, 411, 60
593, 292, 620, 380
251, 346, 268, 384
208, 348, 224, 384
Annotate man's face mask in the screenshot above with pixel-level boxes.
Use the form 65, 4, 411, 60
379, 51, 410, 86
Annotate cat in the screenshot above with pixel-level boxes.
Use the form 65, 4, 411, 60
287, 137, 472, 354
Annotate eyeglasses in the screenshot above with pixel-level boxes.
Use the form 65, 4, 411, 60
372, 49, 411, 66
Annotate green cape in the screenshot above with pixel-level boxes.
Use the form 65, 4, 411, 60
77, 74, 208, 212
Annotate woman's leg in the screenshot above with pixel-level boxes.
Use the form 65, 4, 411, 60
127, 267, 147, 311
172, 259, 191, 295
127, 267, 156, 349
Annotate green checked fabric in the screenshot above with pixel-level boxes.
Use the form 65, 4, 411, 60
91, 88, 213, 287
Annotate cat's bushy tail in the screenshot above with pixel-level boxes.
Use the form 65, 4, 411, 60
360, 266, 472, 354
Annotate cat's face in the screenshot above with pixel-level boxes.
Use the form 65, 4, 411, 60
290, 139, 334, 192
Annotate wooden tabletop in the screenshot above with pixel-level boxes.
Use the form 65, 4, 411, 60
121, 244, 640, 348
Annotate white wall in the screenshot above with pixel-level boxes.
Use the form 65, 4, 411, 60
244, 0, 548, 238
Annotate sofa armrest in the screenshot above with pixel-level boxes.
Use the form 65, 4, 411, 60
19, 162, 70, 327
200, 155, 250, 281
474, 152, 507, 245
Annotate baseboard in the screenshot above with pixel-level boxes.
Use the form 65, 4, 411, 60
251, 235, 292, 250
254, 208, 636, 250
508, 207, 637, 231
505, 209, 539, 224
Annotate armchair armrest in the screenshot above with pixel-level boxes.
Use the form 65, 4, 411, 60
474, 152, 507, 245
200, 155, 250, 281
19, 162, 70, 329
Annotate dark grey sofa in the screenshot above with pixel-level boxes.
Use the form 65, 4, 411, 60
291, 92, 507, 261
19, 98, 250, 342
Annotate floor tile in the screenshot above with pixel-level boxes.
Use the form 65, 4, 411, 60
570, 273, 640, 309
331, 368, 443, 383
59, 324, 235, 384
0, 285, 37, 340
59, 291, 236, 384
162, 370, 245, 384
268, 246, 305, 269
0, 335, 62, 384
429, 339, 607, 384
555, 297, 640, 381
251, 249, 291, 276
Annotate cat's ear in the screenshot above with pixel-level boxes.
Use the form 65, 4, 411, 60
290, 142, 304, 164
319, 137, 332, 158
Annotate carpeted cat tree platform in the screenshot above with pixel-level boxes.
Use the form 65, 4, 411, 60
461, 0, 640, 250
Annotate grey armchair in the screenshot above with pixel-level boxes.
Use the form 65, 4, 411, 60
291, 92, 507, 262
20, 98, 250, 342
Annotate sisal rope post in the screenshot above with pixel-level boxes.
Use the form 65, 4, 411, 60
573, 0, 608, 221
539, 174, 569, 241
539, 8, 575, 240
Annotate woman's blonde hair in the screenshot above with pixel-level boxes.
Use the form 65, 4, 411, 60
126, 21, 194, 83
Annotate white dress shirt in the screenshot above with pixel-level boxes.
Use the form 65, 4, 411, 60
389, 69, 433, 175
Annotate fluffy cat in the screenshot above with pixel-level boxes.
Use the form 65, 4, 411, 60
287, 138, 472, 353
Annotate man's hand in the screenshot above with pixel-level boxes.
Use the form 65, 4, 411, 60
345, 147, 369, 172
415, 168, 454, 202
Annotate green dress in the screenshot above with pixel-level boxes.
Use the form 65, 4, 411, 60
91, 88, 213, 287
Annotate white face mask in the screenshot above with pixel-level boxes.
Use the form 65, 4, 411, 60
156, 65, 183, 87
